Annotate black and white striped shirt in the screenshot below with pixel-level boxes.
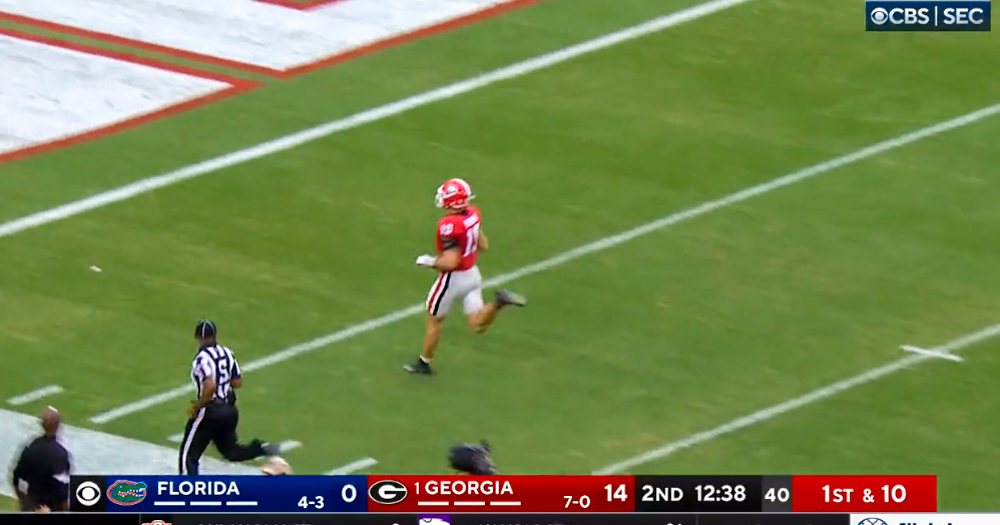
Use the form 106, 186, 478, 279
191, 344, 240, 403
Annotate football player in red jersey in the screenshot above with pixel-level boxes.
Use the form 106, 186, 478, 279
405, 178, 526, 375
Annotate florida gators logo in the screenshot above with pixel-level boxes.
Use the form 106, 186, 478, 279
107, 480, 147, 506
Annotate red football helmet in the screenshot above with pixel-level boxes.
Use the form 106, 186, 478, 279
435, 178, 474, 209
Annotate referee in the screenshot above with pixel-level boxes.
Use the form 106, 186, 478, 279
179, 320, 278, 475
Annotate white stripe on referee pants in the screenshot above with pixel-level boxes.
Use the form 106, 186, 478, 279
179, 408, 206, 475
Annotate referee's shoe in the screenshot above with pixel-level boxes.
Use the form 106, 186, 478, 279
179, 320, 279, 475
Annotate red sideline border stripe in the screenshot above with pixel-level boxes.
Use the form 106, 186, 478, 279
0, 27, 260, 165
0, 0, 547, 79
254, 0, 347, 10
0, 11, 282, 78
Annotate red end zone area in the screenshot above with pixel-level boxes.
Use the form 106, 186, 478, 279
0, 27, 257, 165
0, 0, 547, 163
0, 0, 547, 79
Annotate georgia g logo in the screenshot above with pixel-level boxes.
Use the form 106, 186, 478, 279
368, 480, 407, 505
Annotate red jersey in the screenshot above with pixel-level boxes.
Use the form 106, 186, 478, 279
436, 206, 482, 271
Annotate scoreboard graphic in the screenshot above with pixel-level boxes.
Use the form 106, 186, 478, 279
50, 474, 943, 525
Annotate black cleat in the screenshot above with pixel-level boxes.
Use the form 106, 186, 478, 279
495, 289, 527, 308
404, 357, 434, 375
262, 442, 281, 457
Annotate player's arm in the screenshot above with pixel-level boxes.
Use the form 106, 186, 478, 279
434, 238, 462, 272
479, 230, 489, 252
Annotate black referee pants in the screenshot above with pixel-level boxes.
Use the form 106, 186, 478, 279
178, 401, 267, 475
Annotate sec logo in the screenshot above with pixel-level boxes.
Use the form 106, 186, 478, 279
368, 480, 407, 505
870, 7, 890, 24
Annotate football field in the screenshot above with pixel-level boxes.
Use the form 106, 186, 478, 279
2, 0, 999, 511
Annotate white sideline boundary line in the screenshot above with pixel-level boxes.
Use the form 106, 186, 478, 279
88, 100, 1000, 425
325, 457, 378, 475
7, 385, 63, 406
901, 344, 963, 362
0, 0, 754, 242
593, 323, 1000, 474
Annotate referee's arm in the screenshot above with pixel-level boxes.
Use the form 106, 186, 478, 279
192, 356, 216, 413
232, 358, 243, 389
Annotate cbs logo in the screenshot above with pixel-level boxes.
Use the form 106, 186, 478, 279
75, 481, 102, 506
870, 7, 891, 24
870, 7, 932, 25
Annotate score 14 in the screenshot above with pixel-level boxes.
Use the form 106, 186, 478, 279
606, 484, 628, 501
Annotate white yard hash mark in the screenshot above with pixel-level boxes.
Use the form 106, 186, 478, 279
279, 440, 303, 452
325, 457, 378, 475
593, 323, 1000, 474
88, 100, 1000, 423
6, 385, 63, 406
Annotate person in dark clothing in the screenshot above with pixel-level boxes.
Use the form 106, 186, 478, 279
449, 442, 496, 475
11, 407, 71, 512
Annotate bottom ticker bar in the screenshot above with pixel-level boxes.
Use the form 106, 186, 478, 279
0, 515, 851, 525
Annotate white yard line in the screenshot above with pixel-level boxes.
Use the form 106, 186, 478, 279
167, 433, 184, 443
88, 101, 1000, 424
7, 385, 63, 406
0, 0, 754, 241
325, 457, 378, 475
901, 344, 963, 362
594, 323, 1000, 474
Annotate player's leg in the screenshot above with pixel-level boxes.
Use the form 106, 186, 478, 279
404, 315, 444, 375
210, 404, 275, 462
178, 409, 213, 475
17, 492, 36, 512
466, 269, 527, 333
405, 272, 455, 374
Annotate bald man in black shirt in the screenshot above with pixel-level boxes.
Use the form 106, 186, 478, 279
11, 407, 71, 512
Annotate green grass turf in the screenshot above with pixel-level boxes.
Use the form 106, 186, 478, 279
1, 0, 999, 509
